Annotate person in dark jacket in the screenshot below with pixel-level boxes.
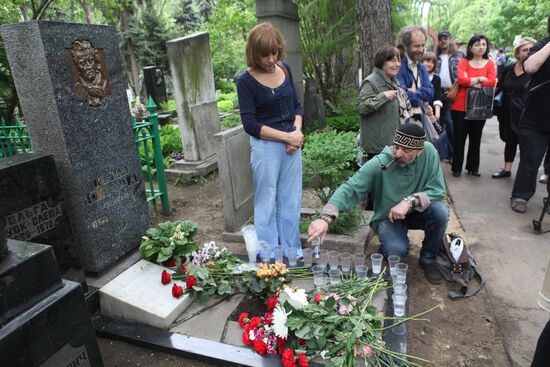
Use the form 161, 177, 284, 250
492, 37, 536, 178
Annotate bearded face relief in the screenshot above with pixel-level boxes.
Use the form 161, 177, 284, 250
68, 40, 111, 107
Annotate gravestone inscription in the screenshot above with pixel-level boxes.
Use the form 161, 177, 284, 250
1, 20, 149, 272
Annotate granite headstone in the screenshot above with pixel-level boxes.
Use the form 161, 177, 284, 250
0, 153, 83, 281
143, 66, 167, 108
1, 21, 150, 272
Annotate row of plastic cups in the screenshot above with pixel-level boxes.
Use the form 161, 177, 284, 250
253, 241, 299, 266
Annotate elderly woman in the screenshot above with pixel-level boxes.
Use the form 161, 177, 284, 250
492, 37, 536, 178
451, 35, 497, 177
236, 22, 304, 257
358, 45, 405, 158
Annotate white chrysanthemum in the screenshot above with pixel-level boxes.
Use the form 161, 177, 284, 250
271, 304, 290, 339
283, 286, 309, 309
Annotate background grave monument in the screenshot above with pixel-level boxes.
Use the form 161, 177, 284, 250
256, 0, 303, 103
143, 66, 167, 108
1, 20, 150, 273
0, 153, 85, 286
165, 32, 219, 181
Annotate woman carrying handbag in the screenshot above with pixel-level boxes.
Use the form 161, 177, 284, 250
450, 35, 496, 177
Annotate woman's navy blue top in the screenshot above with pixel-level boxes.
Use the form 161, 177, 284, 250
236, 61, 303, 138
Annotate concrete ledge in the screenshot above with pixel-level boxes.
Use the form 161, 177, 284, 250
222, 209, 373, 253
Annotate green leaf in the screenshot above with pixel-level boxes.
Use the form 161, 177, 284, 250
294, 325, 311, 339
324, 296, 336, 310
317, 336, 327, 349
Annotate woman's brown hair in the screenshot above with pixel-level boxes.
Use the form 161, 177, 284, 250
245, 22, 286, 69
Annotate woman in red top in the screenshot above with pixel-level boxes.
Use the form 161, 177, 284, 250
451, 35, 497, 177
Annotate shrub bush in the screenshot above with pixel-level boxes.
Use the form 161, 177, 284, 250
326, 114, 359, 132
160, 99, 177, 113
302, 130, 358, 204
217, 100, 234, 112
221, 114, 242, 131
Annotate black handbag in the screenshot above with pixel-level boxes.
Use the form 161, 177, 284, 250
465, 87, 494, 120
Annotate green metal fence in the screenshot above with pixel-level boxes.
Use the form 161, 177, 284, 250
0, 117, 32, 158
132, 97, 170, 214
0, 97, 170, 214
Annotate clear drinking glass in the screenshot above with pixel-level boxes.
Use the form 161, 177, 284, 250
393, 283, 407, 296
353, 253, 366, 269
273, 245, 283, 263
392, 294, 407, 317
314, 274, 328, 290
318, 249, 329, 269
394, 263, 408, 284
259, 241, 272, 263
370, 253, 383, 275
329, 269, 341, 285
287, 247, 298, 266
311, 265, 325, 275
328, 251, 339, 270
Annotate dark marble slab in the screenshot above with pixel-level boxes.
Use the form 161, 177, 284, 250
143, 66, 167, 108
0, 153, 84, 281
0, 279, 103, 366
0, 239, 62, 326
1, 21, 150, 272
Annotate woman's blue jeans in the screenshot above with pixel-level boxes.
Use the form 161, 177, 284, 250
375, 201, 448, 264
250, 137, 302, 257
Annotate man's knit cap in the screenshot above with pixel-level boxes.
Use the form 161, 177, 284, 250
393, 124, 425, 149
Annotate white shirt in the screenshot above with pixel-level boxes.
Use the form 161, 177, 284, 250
439, 54, 452, 89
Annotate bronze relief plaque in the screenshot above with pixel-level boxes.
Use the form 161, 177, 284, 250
67, 40, 112, 107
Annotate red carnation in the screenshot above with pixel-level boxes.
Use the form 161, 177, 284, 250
249, 316, 261, 330
298, 353, 308, 367
264, 312, 273, 325
242, 329, 252, 345
253, 339, 268, 355
238, 312, 249, 328
266, 295, 278, 311
314, 292, 324, 304
277, 338, 287, 356
281, 349, 296, 367
161, 270, 171, 285
186, 275, 197, 289
180, 263, 187, 273
171, 284, 183, 298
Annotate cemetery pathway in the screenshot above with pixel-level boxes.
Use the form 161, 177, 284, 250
97, 135, 516, 366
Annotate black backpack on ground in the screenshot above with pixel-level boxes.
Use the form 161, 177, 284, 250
435, 233, 486, 300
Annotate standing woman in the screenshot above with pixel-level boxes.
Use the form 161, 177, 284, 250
237, 22, 304, 257
492, 37, 536, 178
451, 35, 496, 177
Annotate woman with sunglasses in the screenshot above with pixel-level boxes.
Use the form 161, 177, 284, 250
492, 37, 537, 178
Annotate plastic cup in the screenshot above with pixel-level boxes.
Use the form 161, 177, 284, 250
273, 245, 284, 263
328, 251, 339, 270
328, 269, 341, 285
353, 253, 366, 268
314, 274, 328, 290
287, 247, 298, 266
318, 249, 329, 269
259, 241, 272, 263
393, 283, 407, 296
355, 265, 368, 279
340, 252, 352, 275
393, 263, 408, 284
388, 255, 401, 276
370, 253, 383, 275
392, 294, 407, 317
302, 248, 313, 267
311, 265, 325, 275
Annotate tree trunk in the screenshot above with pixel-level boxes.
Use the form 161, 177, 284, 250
356, 0, 394, 78
80, 0, 94, 24
118, 7, 141, 101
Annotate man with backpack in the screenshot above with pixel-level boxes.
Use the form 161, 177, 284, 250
307, 124, 448, 284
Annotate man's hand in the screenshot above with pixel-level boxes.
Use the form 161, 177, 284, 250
307, 219, 328, 243
388, 200, 412, 222
383, 90, 398, 100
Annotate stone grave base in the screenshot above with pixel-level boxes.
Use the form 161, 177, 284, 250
93, 256, 409, 366
99, 259, 194, 329
222, 209, 373, 253
165, 154, 218, 184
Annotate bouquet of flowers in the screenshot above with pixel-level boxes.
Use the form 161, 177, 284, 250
160, 241, 310, 302
238, 275, 436, 367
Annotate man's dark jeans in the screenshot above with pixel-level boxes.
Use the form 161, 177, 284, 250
512, 128, 550, 201
375, 201, 449, 264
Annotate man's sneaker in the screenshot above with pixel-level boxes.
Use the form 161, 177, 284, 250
511, 198, 527, 213
419, 262, 443, 285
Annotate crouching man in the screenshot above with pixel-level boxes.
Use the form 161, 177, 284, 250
308, 124, 448, 284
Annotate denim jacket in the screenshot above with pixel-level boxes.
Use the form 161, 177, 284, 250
397, 56, 434, 107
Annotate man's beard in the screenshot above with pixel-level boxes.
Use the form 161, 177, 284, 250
396, 154, 418, 167
407, 50, 423, 63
